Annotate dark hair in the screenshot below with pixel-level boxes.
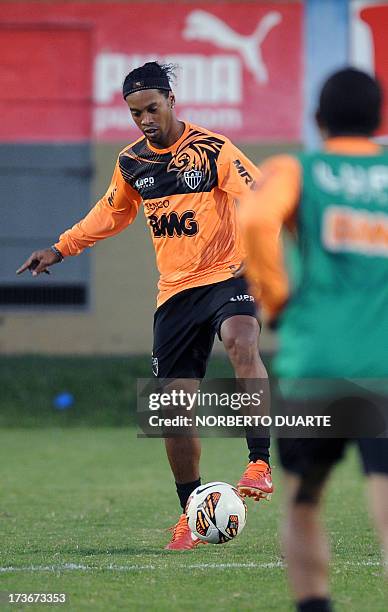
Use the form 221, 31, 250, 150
317, 67, 382, 136
122, 61, 177, 99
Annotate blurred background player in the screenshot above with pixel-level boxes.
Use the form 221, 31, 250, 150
17, 61, 272, 550
240, 67, 388, 611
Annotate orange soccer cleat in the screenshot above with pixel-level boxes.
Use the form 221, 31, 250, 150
237, 460, 273, 501
165, 513, 206, 551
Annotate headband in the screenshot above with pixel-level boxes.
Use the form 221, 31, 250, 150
122, 76, 171, 99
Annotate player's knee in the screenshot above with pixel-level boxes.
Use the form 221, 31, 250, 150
293, 480, 322, 506
224, 333, 258, 367
293, 465, 331, 506
221, 317, 261, 371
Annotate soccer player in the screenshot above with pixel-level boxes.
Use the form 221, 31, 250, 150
240, 67, 388, 611
17, 62, 273, 550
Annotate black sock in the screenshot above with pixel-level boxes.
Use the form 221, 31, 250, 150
246, 437, 270, 465
297, 597, 333, 612
176, 478, 201, 511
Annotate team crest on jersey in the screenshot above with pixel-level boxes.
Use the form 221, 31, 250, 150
183, 169, 203, 190
167, 130, 224, 190
152, 356, 158, 376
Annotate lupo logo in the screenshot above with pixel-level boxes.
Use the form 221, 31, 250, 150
230, 294, 255, 302
148, 211, 199, 238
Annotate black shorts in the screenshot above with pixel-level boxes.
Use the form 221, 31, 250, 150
277, 392, 388, 477
278, 437, 388, 477
152, 277, 257, 378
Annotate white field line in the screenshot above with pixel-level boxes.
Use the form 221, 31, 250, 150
0, 560, 382, 573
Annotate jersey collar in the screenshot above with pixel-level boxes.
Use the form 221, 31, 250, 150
146, 121, 191, 154
324, 136, 381, 155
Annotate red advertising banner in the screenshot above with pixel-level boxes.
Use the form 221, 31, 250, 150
0, 25, 92, 141
352, 1, 388, 138
0, 2, 302, 143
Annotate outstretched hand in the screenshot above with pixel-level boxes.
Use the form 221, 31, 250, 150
16, 248, 61, 277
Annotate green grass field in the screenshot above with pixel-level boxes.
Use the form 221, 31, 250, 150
1, 428, 387, 611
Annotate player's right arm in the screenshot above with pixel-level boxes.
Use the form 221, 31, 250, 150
16, 160, 142, 276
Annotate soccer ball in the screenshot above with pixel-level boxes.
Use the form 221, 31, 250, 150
186, 481, 247, 544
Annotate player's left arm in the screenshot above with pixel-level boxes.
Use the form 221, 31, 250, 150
239, 155, 301, 323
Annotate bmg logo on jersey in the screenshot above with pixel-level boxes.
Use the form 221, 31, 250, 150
148, 210, 199, 238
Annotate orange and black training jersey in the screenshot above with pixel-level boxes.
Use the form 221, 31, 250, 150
55, 121, 260, 307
